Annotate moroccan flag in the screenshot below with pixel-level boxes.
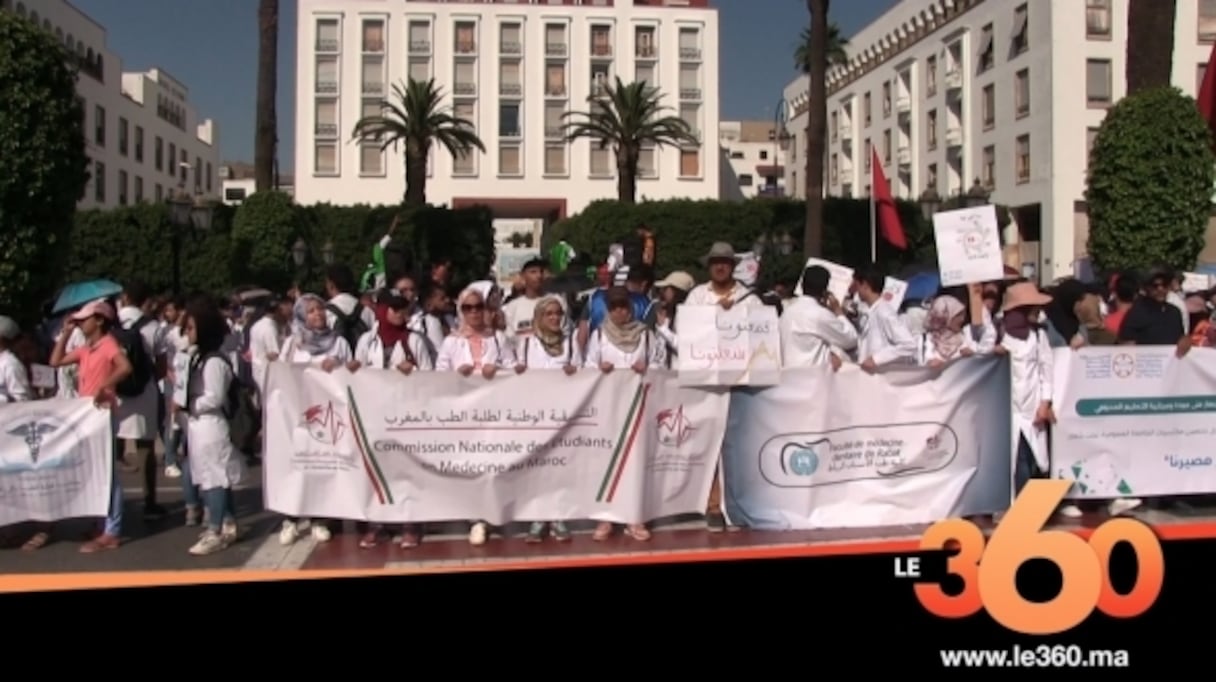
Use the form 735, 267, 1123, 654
1199, 42, 1216, 150
871, 148, 908, 250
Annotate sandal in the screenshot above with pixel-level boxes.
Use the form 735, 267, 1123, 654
359, 530, 381, 549
526, 522, 546, 543
625, 524, 651, 541
22, 532, 50, 552
592, 522, 614, 541
80, 534, 120, 553
399, 531, 420, 549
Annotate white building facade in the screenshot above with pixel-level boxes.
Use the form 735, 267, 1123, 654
719, 120, 787, 200
783, 0, 1216, 283
294, 0, 721, 222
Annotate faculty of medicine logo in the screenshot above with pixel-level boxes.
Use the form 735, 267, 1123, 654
656, 406, 694, 447
302, 402, 346, 446
1112, 353, 1135, 378
781, 439, 829, 476
8, 420, 59, 464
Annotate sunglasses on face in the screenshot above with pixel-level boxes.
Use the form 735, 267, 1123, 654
461, 303, 486, 313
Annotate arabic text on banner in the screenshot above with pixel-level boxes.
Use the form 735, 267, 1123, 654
1051, 347, 1216, 499
0, 398, 114, 525
932, 205, 1004, 287
721, 358, 1011, 529
675, 305, 782, 386
262, 364, 728, 525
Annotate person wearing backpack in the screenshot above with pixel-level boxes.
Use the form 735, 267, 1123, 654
324, 264, 377, 353
115, 281, 168, 522
181, 298, 246, 555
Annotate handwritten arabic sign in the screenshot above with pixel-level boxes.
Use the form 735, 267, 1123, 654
1052, 347, 1216, 499
262, 364, 728, 525
932, 205, 1004, 287
0, 397, 113, 525
675, 305, 782, 387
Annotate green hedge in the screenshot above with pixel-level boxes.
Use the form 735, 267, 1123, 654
545, 197, 940, 283
62, 200, 495, 299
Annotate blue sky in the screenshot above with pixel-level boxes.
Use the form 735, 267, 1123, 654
72, 0, 896, 167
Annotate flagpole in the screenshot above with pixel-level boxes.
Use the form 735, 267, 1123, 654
869, 188, 877, 264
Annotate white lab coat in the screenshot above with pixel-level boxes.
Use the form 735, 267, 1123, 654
0, 350, 31, 403
185, 354, 244, 491
584, 327, 666, 369
519, 334, 582, 369
915, 322, 998, 366
114, 306, 161, 440
435, 332, 516, 371
1001, 328, 1053, 473
279, 336, 353, 366
354, 325, 435, 371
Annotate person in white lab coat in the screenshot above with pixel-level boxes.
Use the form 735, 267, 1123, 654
916, 293, 996, 368
997, 283, 1056, 497
435, 285, 518, 547
0, 316, 32, 404
851, 267, 918, 372
181, 300, 246, 556
515, 295, 582, 544
583, 286, 665, 543
779, 266, 858, 370
277, 293, 352, 546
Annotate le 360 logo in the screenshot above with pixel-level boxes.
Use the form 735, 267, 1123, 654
910, 480, 1165, 635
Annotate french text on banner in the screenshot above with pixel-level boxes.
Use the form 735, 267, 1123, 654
676, 305, 781, 386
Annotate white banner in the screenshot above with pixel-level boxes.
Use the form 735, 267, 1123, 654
676, 305, 781, 386
263, 364, 729, 525
721, 358, 1011, 529
1052, 347, 1216, 499
0, 398, 113, 525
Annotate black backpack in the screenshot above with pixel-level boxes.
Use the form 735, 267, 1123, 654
113, 316, 156, 398
327, 302, 369, 351
190, 353, 252, 448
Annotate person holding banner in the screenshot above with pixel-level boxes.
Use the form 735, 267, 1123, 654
851, 267, 917, 372
276, 294, 353, 546
997, 283, 1055, 497
778, 265, 857, 370
436, 284, 519, 546
516, 294, 581, 543
916, 293, 991, 368
348, 287, 434, 550
583, 286, 665, 542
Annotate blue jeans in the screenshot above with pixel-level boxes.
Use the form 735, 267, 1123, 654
104, 456, 123, 537
163, 420, 183, 469
201, 487, 235, 532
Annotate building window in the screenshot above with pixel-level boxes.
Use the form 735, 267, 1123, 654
679, 149, 700, 177
1016, 134, 1030, 183
154, 137, 164, 171
499, 144, 522, 176
544, 102, 564, 139
739, 173, 753, 187
546, 63, 567, 96
453, 149, 476, 176
927, 163, 938, 192
1200, 62, 1209, 94
499, 103, 521, 138
679, 103, 700, 140
679, 63, 700, 100
545, 23, 567, 56
155, 184, 163, 202
1201, 0, 1216, 43
180, 149, 188, 184
544, 145, 567, 176
454, 101, 477, 134
134, 126, 144, 162
678, 27, 701, 60
455, 21, 476, 54
638, 146, 657, 179
978, 23, 994, 72
830, 153, 838, 184
982, 84, 995, 128
863, 93, 872, 126
759, 150, 768, 161
454, 60, 476, 96
205, 162, 212, 192
134, 176, 143, 202
360, 144, 384, 176
927, 109, 937, 149
118, 117, 129, 156
1087, 126, 1100, 164
636, 63, 656, 87
94, 161, 105, 202
168, 143, 176, 177
590, 147, 611, 176
981, 146, 995, 189
225, 187, 247, 202
315, 141, 338, 174
194, 156, 202, 192
590, 24, 612, 57
830, 111, 838, 141
636, 26, 656, 59
864, 139, 872, 170
94, 104, 105, 146
408, 58, 430, 83
1087, 58, 1112, 107
1087, 0, 1112, 38
882, 130, 891, 162
1015, 69, 1030, 117
408, 21, 430, 55
926, 55, 937, 96
500, 22, 522, 55
363, 55, 385, 96
1011, 4, 1028, 55
316, 18, 340, 52
363, 19, 385, 53
117, 170, 128, 205
500, 60, 522, 97
882, 81, 891, 117
316, 99, 339, 138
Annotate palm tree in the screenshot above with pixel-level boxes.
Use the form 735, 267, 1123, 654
562, 77, 699, 204
803, 0, 831, 258
254, 0, 278, 192
351, 78, 485, 206
1125, 0, 1176, 94
794, 23, 848, 74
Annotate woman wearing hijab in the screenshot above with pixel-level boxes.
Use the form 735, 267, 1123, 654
516, 295, 581, 543
276, 293, 352, 546
583, 286, 666, 542
998, 283, 1056, 498
435, 285, 518, 546
916, 294, 980, 368
348, 287, 433, 549
653, 271, 694, 368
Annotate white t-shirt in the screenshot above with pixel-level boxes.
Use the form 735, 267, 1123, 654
502, 295, 541, 349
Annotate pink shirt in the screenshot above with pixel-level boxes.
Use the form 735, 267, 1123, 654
72, 335, 121, 399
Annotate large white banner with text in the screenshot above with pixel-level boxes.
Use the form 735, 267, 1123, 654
263, 364, 729, 525
1052, 347, 1216, 499
676, 305, 782, 386
0, 398, 113, 525
721, 358, 1011, 529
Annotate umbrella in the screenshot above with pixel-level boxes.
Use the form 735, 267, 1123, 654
903, 272, 941, 303
52, 279, 122, 314
236, 288, 273, 303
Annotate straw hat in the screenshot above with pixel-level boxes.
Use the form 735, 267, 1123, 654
1001, 282, 1052, 313
656, 271, 695, 292
699, 242, 740, 266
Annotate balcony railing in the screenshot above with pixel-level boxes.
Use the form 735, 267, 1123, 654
408, 40, 431, 54
945, 70, 962, 89
363, 81, 384, 95
897, 147, 911, 165
316, 38, 339, 52
500, 128, 521, 139
315, 123, 338, 137
636, 45, 656, 59
679, 47, 701, 60
545, 126, 564, 139
454, 82, 477, 96
679, 88, 701, 100
500, 82, 522, 96
591, 43, 612, 57
896, 96, 911, 114
316, 80, 338, 94
945, 127, 963, 147
545, 85, 567, 97
546, 42, 567, 56
500, 41, 522, 54
455, 41, 477, 54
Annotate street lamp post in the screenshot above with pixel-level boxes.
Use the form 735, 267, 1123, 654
772, 97, 790, 197
321, 239, 336, 266
964, 177, 991, 208
918, 187, 942, 221
166, 189, 215, 294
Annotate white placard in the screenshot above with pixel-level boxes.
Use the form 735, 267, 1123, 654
676, 305, 782, 386
734, 252, 760, 287
932, 205, 1004, 287
1182, 272, 1215, 293
29, 364, 56, 390
795, 257, 854, 303
881, 277, 908, 312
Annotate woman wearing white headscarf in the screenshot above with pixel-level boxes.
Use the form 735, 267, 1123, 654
276, 293, 352, 546
916, 293, 995, 367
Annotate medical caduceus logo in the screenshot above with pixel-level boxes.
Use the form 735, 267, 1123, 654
302, 402, 346, 446
6, 420, 59, 464
656, 406, 694, 447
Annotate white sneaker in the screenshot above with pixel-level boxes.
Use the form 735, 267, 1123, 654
311, 523, 332, 542
1109, 498, 1143, 516
189, 530, 228, 556
278, 520, 299, 546
165, 465, 182, 479
1058, 504, 1084, 518
468, 522, 487, 546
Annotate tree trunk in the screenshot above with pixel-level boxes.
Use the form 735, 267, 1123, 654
803, 0, 829, 257
616, 148, 639, 204
1126, 0, 1176, 95
404, 150, 427, 206
254, 0, 278, 193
